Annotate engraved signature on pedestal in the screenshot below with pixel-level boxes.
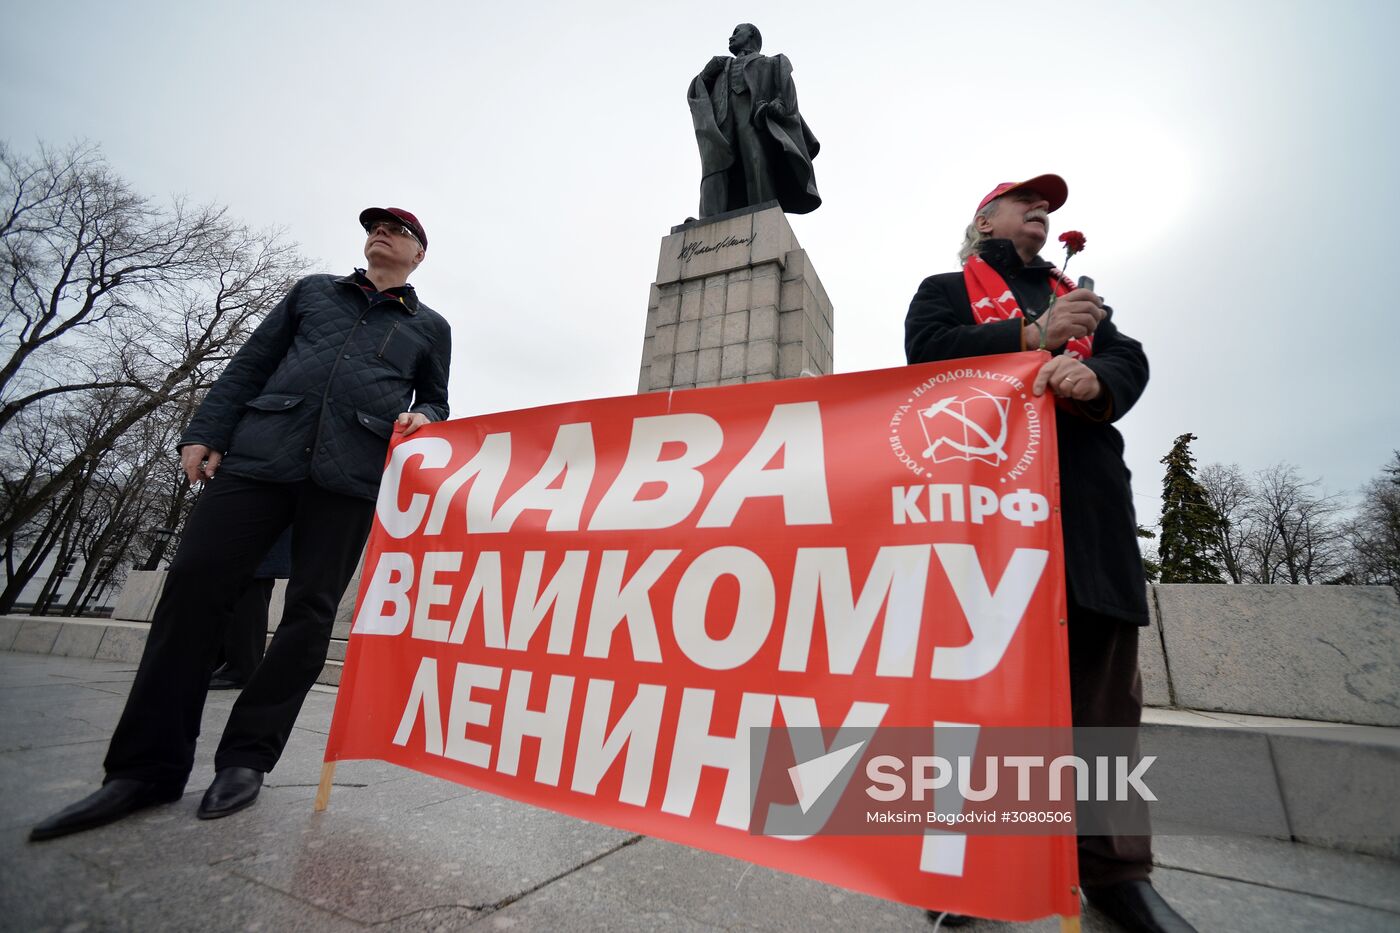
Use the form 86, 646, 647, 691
679, 233, 756, 263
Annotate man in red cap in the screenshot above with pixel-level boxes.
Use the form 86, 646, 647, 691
31, 206, 451, 840
906, 178, 1195, 932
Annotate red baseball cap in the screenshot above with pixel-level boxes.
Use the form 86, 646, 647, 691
359, 207, 427, 249
976, 174, 1068, 213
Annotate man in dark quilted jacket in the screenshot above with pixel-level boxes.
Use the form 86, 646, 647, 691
31, 207, 452, 840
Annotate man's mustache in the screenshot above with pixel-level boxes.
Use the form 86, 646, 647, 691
1024, 209, 1049, 226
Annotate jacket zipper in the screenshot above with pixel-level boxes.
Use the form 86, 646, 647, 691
310, 287, 382, 462
376, 322, 401, 358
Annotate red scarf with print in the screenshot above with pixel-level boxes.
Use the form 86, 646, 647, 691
963, 255, 1094, 360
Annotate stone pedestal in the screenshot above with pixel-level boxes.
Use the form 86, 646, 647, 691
1152, 584, 1400, 726
110, 570, 166, 622
109, 572, 304, 634
638, 203, 833, 392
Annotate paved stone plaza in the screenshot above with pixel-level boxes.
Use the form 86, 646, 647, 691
3, 651, 1398, 932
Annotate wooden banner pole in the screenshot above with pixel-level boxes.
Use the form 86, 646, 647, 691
314, 760, 337, 812
1060, 882, 1082, 932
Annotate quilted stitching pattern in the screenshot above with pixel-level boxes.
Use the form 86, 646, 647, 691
181, 273, 452, 501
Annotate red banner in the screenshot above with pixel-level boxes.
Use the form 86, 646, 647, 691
324, 352, 1077, 921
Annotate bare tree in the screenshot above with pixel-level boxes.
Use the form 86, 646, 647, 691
1243, 464, 1349, 584
0, 196, 304, 540
0, 141, 228, 422
1348, 452, 1400, 591
1198, 460, 1354, 585
0, 140, 306, 609
1199, 462, 1252, 583
0, 469, 85, 613
58, 420, 165, 615
0, 381, 129, 612
5, 463, 95, 614
0, 406, 61, 573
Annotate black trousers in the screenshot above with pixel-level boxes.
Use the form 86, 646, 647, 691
1069, 608, 1153, 885
215, 577, 274, 682
104, 474, 374, 789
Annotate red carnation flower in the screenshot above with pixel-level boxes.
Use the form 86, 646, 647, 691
1033, 229, 1089, 350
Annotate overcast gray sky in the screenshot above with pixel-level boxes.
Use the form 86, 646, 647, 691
3, 0, 1396, 526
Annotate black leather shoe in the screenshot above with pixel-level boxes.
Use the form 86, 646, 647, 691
924, 910, 975, 927
197, 766, 263, 819
1083, 879, 1198, 933
30, 779, 181, 841
208, 664, 247, 690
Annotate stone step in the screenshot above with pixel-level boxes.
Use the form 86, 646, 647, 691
111, 563, 363, 639
1140, 707, 1400, 861
264, 631, 347, 665
316, 654, 343, 687
6, 615, 1397, 862
0, 615, 347, 687
2, 615, 149, 662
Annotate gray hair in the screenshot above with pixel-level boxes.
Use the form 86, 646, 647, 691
958, 197, 1001, 264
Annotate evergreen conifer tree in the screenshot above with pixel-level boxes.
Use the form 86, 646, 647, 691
1137, 525, 1161, 583
1158, 433, 1224, 583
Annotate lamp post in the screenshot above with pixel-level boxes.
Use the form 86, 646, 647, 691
139, 527, 177, 572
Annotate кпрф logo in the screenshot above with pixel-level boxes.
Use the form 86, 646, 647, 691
888, 368, 1041, 483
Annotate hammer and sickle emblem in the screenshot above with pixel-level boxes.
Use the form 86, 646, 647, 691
917, 390, 1010, 464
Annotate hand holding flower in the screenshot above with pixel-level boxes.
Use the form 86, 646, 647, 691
1032, 230, 1091, 350
1035, 289, 1106, 350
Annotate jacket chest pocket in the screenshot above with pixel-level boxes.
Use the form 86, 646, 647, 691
246, 393, 305, 413
375, 322, 424, 376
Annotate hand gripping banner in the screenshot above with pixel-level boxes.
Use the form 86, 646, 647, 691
323, 352, 1078, 923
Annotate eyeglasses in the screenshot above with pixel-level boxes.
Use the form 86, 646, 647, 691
366, 221, 422, 247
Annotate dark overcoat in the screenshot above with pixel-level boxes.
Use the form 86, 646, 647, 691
904, 240, 1151, 625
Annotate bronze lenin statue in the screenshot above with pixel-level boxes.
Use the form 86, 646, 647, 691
687, 24, 821, 218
